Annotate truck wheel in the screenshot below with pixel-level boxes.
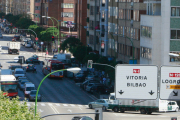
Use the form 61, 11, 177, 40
113, 107, 119, 112
89, 104, 92, 109
140, 109, 146, 114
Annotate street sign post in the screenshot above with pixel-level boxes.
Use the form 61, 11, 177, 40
160, 66, 180, 100
115, 65, 158, 100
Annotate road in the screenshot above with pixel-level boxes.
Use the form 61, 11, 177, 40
1, 32, 180, 120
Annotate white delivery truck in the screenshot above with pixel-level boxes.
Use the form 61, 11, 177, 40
108, 93, 179, 114
8, 42, 20, 54
0, 69, 12, 75
53, 53, 71, 61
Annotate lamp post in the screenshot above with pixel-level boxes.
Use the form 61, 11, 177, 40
35, 67, 81, 116
114, 34, 135, 64
42, 16, 55, 36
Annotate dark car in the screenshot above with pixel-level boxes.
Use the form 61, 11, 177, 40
9, 65, 22, 71
18, 80, 29, 90
80, 80, 100, 90
18, 56, 25, 64
90, 85, 111, 94
26, 56, 40, 64
14, 35, 20, 41
29, 90, 41, 101
18, 78, 28, 87
25, 57, 34, 64
26, 64, 35, 72
74, 73, 86, 83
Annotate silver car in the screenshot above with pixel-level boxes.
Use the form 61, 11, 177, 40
88, 99, 109, 111
29, 90, 41, 101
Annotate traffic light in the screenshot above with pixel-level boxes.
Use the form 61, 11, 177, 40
15, 28, 18, 33
87, 60, 93, 68
171, 117, 177, 120
52, 36, 54, 41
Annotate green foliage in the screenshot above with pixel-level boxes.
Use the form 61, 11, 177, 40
4, 13, 13, 22
16, 17, 35, 29
61, 37, 82, 52
8, 14, 23, 26
28, 25, 45, 39
39, 31, 52, 41
73, 46, 92, 63
0, 12, 5, 18
46, 27, 59, 36
0, 92, 41, 120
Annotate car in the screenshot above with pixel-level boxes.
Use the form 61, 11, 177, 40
29, 90, 41, 101
25, 42, 32, 48
0, 33, 3, 38
85, 75, 95, 81
9, 64, 23, 72
14, 68, 25, 78
90, 85, 111, 94
13, 35, 20, 41
24, 83, 35, 97
80, 80, 100, 90
71, 116, 93, 120
18, 56, 25, 64
26, 57, 40, 64
74, 73, 86, 83
26, 64, 35, 72
18, 80, 29, 90
88, 99, 109, 111
85, 83, 102, 92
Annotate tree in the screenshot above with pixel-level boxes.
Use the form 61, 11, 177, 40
0, 12, 5, 18
15, 17, 35, 29
28, 25, 45, 38
60, 37, 82, 52
39, 31, 52, 42
73, 46, 92, 63
0, 92, 40, 119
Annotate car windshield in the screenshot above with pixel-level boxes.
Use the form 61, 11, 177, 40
26, 87, 35, 91
15, 71, 24, 74
1, 84, 18, 93
51, 63, 64, 70
28, 65, 34, 67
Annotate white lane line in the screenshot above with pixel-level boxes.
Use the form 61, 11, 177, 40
84, 105, 88, 108
70, 104, 75, 107
78, 105, 83, 107
48, 103, 59, 114
113, 113, 117, 116
63, 104, 68, 106
40, 103, 46, 106
79, 107, 82, 110
55, 104, 60, 106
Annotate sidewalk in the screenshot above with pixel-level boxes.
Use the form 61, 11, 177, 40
35, 52, 54, 58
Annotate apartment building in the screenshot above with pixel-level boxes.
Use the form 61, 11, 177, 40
76, 0, 87, 45
140, 0, 180, 66
109, 0, 146, 64
86, 0, 100, 51
11, 0, 27, 15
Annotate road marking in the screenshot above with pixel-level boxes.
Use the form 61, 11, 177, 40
70, 104, 75, 107
27, 103, 31, 106
79, 107, 82, 110
55, 104, 60, 106
84, 105, 88, 108
63, 104, 68, 106
48, 103, 59, 114
67, 109, 72, 113
113, 113, 117, 116
41, 103, 46, 106
39, 109, 44, 112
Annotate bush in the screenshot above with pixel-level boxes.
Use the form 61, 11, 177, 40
0, 92, 41, 120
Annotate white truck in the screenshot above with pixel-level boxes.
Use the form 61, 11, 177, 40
108, 93, 179, 114
8, 42, 20, 54
53, 53, 71, 68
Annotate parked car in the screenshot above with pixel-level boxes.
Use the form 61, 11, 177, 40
29, 90, 41, 101
71, 116, 93, 120
25, 41, 32, 48
14, 68, 25, 78
0, 33, 3, 38
88, 99, 109, 111
24, 83, 35, 97
85, 83, 102, 92
26, 55, 40, 64
80, 80, 100, 90
74, 73, 86, 83
18, 56, 25, 64
26, 64, 35, 72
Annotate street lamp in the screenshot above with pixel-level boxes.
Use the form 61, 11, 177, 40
42, 16, 55, 36
35, 67, 81, 116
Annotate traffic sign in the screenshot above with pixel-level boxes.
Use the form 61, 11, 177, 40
115, 65, 158, 100
35, 37, 38, 41
41, 42, 43, 45
160, 66, 180, 100
87, 60, 93, 68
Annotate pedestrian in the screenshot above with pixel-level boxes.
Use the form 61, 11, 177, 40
53, 49, 55, 55
103, 77, 106, 85
33, 65, 37, 73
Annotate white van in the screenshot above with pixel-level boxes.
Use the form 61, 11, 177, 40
24, 83, 35, 97
0, 69, 12, 75
14, 68, 25, 78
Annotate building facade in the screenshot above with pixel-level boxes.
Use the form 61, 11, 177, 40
140, 0, 180, 66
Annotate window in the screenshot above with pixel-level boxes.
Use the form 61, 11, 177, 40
133, 10, 139, 21
89, 35, 94, 44
119, 9, 126, 19
141, 26, 152, 38
61, 12, 73, 17
90, 6, 94, 15
35, 6, 40, 10
61, 21, 66, 27
141, 47, 151, 59
171, 30, 180, 39
35, 0, 40, 2
61, 3, 74, 8
170, 52, 180, 62
171, 7, 180, 17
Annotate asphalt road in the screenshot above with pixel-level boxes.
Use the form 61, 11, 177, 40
1, 32, 180, 120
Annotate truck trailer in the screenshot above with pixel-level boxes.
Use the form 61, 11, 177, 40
8, 42, 20, 54
108, 93, 179, 114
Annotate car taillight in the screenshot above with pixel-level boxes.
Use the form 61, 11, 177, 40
30, 60, 32, 61
37, 58, 38, 60
27, 67, 28, 69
